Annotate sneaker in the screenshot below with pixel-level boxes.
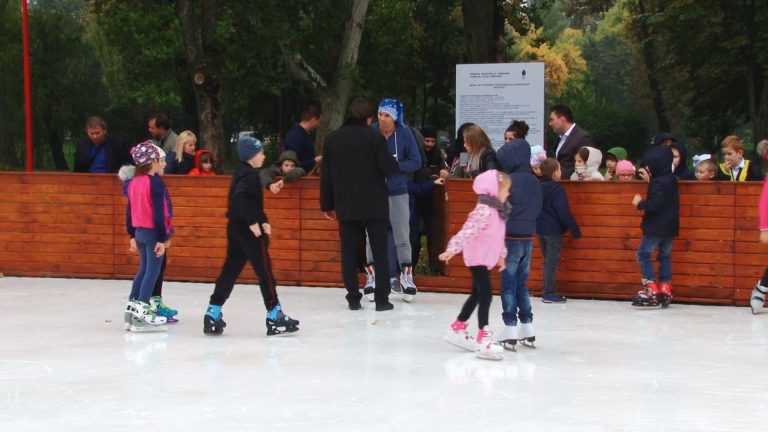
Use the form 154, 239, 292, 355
444, 320, 476, 352
390, 277, 402, 295
400, 265, 417, 302
363, 265, 375, 302
541, 294, 567, 303
475, 326, 503, 360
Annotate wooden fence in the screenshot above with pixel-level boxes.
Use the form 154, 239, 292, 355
0, 171, 764, 305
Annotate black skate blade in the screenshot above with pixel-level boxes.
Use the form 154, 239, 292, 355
266, 326, 299, 336
500, 341, 517, 351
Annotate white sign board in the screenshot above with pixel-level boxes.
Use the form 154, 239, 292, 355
456, 63, 545, 151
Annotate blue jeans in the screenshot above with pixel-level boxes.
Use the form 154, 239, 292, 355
130, 228, 164, 303
636, 236, 674, 283
500, 239, 533, 325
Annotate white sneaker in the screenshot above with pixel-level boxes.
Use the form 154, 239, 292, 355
363, 265, 375, 302
400, 266, 417, 302
475, 326, 503, 360
444, 321, 476, 352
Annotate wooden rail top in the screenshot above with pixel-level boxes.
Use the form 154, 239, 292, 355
0, 171, 764, 306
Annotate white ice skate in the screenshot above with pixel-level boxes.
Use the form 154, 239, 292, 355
475, 327, 503, 360
124, 300, 137, 330
751, 283, 768, 315
363, 265, 375, 302
497, 324, 519, 351
128, 301, 167, 332
444, 322, 476, 352
517, 322, 536, 348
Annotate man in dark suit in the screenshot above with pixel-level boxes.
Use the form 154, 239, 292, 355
320, 97, 399, 312
548, 105, 596, 179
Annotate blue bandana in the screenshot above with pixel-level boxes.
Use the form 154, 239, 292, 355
378, 98, 404, 127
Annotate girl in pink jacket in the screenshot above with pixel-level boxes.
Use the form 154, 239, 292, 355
751, 177, 768, 314
440, 169, 510, 360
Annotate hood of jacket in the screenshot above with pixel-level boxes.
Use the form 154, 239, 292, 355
193, 149, 214, 170
472, 169, 501, 197
654, 132, 676, 147
670, 140, 693, 178
644, 145, 673, 178
607, 146, 627, 161
277, 150, 299, 165
583, 146, 603, 173
496, 138, 531, 173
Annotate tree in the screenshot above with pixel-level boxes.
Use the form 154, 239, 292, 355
176, 0, 226, 167
278, 0, 371, 150
461, 0, 507, 63
0, 0, 21, 169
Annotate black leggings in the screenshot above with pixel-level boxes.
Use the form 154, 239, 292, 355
151, 252, 167, 298
457, 266, 493, 328
209, 222, 279, 311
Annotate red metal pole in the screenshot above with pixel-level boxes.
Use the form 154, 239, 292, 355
21, 0, 33, 171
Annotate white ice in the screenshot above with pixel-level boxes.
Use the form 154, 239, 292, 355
1, 277, 767, 432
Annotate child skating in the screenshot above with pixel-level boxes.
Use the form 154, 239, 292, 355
203, 136, 299, 336
750, 176, 768, 314
631, 145, 679, 308
122, 141, 173, 331
121, 148, 179, 324
441, 170, 510, 360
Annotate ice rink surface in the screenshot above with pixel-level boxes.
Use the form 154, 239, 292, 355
1, 276, 768, 432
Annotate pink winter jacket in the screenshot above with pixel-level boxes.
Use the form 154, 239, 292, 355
446, 170, 508, 269
759, 177, 768, 230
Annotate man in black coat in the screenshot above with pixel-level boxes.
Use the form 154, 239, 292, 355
320, 97, 399, 311
548, 104, 596, 179
73, 116, 130, 173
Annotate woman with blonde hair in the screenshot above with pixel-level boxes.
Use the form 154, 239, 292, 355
165, 130, 197, 174
461, 125, 498, 179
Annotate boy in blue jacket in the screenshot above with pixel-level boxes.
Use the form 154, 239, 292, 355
537, 158, 581, 303
496, 138, 543, 349
631, 145, 679, 308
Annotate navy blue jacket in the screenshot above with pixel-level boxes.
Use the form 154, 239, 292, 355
165, 151, 194, 175
284, 123, 316, 172
73, 135, 130, 173
537, 179, 581, 238
637, 145, 679, 237
497, 139, 542, 237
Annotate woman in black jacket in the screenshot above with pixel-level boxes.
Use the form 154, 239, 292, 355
461, 125, 498, 179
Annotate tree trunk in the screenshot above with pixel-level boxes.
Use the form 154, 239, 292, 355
176, 0, 225, 170
742, 0, 766, 144
279, 0, 370, 152
633, 0, 671, 132
461, 0, 506, 63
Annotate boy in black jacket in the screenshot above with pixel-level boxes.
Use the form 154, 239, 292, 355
536, 159, 581, 303
631, 145, 679, 308
203, 136, 300, 336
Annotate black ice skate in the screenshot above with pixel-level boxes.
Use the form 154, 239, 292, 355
266, 310, 300, 336
203, 313, 227, 335
631, 281, 661, 308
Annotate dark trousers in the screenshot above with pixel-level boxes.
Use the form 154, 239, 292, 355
410, 199, 436, 274
457, 266, 493, 328
151, 252, 167, 297
209, 222, 279, 311
339, 219, 390, 306
538, 234, 564, 297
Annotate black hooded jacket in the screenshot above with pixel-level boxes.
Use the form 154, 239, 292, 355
637, 145, 679, 237
496, 138, 543, 237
